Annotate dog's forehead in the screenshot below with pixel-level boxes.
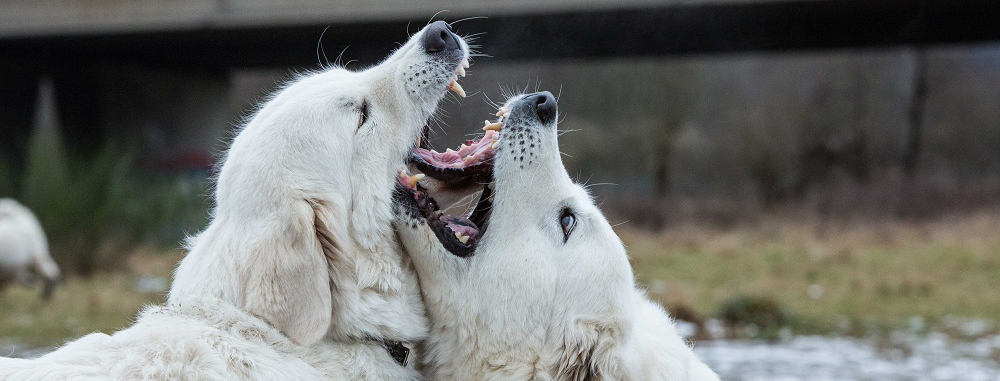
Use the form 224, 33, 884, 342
317, 68, 402, 104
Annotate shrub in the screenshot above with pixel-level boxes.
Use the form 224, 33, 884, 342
10, 109, 209, 275
718, 295, 788, 330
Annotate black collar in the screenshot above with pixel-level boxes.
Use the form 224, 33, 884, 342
381, 341, 410, 367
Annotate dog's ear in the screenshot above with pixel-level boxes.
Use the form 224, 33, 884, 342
242, 199, 342, 346
555, 319, 634, 381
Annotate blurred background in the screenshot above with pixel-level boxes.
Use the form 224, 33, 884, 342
1, 1, 999, 379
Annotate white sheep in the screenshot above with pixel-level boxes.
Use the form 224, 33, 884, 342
0, 198, 60, 299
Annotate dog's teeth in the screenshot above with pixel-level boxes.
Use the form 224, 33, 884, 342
446, 148, 455, 154
490, 141, 499, 150
455, 231, 471, 244
449, 80, 466, 97
488, 192, 495, 203
452, 162, 463, 168
488, 182, 495, 190
483, 121, 502, 132
458, 67, 466, 77
407, 173, 425, 189
461, 58, 470, 69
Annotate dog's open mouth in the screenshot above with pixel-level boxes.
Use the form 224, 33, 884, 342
397, 109, 510, 257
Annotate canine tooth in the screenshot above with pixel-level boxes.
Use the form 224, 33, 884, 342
407, 173, 425, 189
452, 162, 463, 168
483, 121, 502, 132
458, 67, 466, 77
461, 58, 470, 69
455, 231, 471, 244
449, 80, 466, 97
488, 192, 495, 203
488, 182, 495, 190
446, 148, 455, 154
490, 141, 499, 150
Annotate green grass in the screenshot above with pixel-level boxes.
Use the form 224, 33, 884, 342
0, 250, 180, 347
3, 215, 999, 347
622, 214, 1000, 335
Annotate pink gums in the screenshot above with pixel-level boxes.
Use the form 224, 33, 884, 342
440, 216, 480, 237
413, 131, 496, 169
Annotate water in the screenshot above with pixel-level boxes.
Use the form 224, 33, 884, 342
4, 331, 1000, 380
0, 341, 49, 359
695, 333, 1000, 381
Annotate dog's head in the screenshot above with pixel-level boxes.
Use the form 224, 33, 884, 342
395, 93, 646, 380
178, 21, 473, 346
218, 21, 470, 216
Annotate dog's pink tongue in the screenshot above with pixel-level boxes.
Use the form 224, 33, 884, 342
440, 216, 479, 238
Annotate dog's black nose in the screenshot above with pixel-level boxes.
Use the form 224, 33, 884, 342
423, 21, 460, 54
524, 91, 557, 124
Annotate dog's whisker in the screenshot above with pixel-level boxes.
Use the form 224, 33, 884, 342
449, 16, 488, 26
316, 25, 333, 68
426, 10, 449, 26
334, 45, 351, 68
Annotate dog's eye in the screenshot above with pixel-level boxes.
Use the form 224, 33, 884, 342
560, 209, 576, 242
357, 100, 370, 130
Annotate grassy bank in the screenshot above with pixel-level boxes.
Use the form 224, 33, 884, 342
2, 213, 999, 348
0, 249, 182, 347
624, 212, 1000, 335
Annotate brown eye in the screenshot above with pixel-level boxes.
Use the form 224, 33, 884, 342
560, 209, 576, 243
358, 100, 369, 129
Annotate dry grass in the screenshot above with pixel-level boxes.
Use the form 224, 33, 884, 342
0, 248, 183, 347
622, 212, 1000, 334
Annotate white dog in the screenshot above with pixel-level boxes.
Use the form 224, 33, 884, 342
0, 198, 60, 300
394, 92, 720, 381
0, 21, 470, 380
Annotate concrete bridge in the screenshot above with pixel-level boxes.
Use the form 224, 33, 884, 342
1, 0, 999, 171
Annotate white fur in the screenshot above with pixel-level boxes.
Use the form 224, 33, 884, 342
396, 94, 720, 381
0, 198, 60, 297
0, 24, 469, 381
